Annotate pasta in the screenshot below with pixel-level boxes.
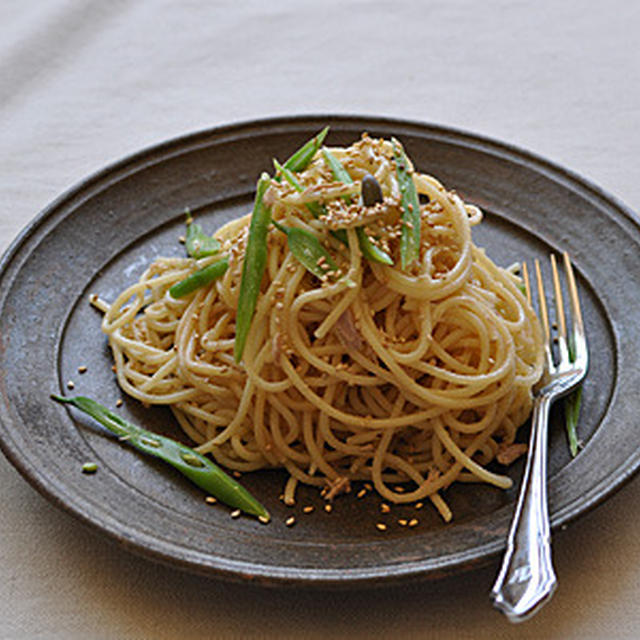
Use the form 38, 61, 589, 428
98, 132, 544, 521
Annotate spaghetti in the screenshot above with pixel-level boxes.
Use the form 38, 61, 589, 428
99, 132, 544, 521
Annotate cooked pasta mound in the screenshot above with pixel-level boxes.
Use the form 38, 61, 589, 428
99, 132, 544, 521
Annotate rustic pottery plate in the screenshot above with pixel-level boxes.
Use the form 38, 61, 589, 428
0, 116, 638, 587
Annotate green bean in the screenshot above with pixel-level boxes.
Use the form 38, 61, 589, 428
356, 228, 393, 265
322, 147, 352, 185
184, 210, 221, 258
234, 173, 272, 362
322, 149, 393, 266
282, 126, 329, 174
565, 386, 582, 457
565, 331, 583, 456
169, 257, 229, 298
271, 219, 352, 286
392, 138, 421, 269
52, 395, 270, 521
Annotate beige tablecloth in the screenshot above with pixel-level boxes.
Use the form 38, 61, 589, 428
2, 1, 640, 637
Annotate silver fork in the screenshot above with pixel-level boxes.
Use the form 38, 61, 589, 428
490, 252, 588, 623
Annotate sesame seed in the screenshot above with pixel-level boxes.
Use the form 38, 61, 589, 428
303, 505, 315, 513
81, 462, 97, 474
285, 516, 296, 527
77, 366, 87, 374
408, 518, 419, 527
380, 503, 391, 513
115, 399, 123, 407
415, 502, 424, 509
376, 523, 387, 531
398, 519, 408, 526
67, 380, 75, 389
357, 489, 367, 499
258, 515, 270, 524
205, 496, 217, 504
365, 483, 373, 491
233, 471, 242, 478
324, 504, 333, 513
230, 509, 241, 518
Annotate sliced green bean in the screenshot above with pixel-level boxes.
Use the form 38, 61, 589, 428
271, 219, 345, 283
322, 148, 352, 185
282, 126, 329, 174
392, 138, 421, 269
357, 228, 393, 265
322, 149, 393, 266
234, 173, 272, 362
169, 257, 229, 298
565, 386, 582, 457
185, 210, 221, 258
565, 331, 583, 456
51, 395, 270, 520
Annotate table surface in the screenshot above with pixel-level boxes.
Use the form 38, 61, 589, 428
2, 1, 640, 637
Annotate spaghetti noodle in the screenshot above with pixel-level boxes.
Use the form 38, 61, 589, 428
98, 132, 544, 521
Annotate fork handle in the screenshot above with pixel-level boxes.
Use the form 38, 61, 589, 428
490, 394, 557, 623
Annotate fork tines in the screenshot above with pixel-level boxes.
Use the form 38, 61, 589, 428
525, 252, 586, 373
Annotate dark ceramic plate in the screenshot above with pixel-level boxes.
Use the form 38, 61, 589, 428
0, 116, 638, 587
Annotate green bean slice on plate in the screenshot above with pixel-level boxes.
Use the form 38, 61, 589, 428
51, 395, 270, 521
